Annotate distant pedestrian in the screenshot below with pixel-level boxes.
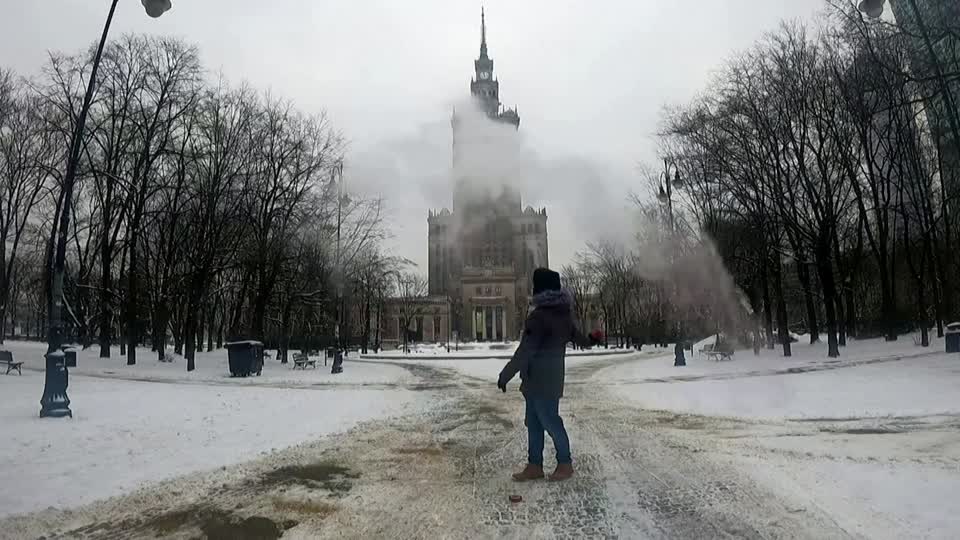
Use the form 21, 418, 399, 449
498, 267, 595, 482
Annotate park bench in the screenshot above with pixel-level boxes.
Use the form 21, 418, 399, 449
700, 340, 734, 362
0, 350, 23, 375
703, 349, 733, 362
292, 352, 317, 370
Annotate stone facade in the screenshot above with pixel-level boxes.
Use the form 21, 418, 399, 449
379, 296, 452, 347
426, 10, 549, 342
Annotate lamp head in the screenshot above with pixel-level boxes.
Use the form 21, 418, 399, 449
858, 0, 885, 19
142, 0, 172, 18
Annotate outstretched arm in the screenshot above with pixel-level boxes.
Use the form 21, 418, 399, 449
498, 314, 541, 391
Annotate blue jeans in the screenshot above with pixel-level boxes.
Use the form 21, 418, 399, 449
525, 397, 572, 466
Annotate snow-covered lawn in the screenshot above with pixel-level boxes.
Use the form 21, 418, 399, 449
606, 337, 960, 420
5, 341, 413, 387
761, 459, 960, 538
0, 370, 425, 518
723, 416, 960, 539
602, 336, 960, 539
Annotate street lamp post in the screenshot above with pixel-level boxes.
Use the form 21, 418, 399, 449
40, 0, 173, 418
657, 159, 687, 366
332, 160, 345, 352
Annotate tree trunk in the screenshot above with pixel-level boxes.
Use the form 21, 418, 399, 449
772, 256, 792, 357
206, 305, 214, 352
816, 238, 840, 358
99, 244, 112, 358
229, 273, 250, 338
252, 291, 268, 341
761, 257, 775, 349
844, 285, 856, 341
919, 273, 930, 347
185, 321, 196, 372
119, 262, 126, 356
0, 265, 9, 345
878, 263, 898, 342
375, 297, 382, 352
836, 294, 847, 347
362, 292, 371, 354
185, 302, 198, 371
155, 303, 168, 362
796, 262, 820, 344
216, 312, 224, 350
126, 238, 139, 365
280, 300, 292, 364
173, 309, 184, 356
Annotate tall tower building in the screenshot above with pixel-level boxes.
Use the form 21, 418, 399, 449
427, 9, 548, 342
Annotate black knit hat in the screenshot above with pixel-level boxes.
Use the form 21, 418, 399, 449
532, 267, 562, 295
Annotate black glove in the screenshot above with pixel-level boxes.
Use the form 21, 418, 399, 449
497, 379, 507, 393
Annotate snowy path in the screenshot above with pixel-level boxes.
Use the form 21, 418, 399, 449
2, 355, 853, 539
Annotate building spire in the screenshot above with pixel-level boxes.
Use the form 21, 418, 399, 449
480, 6, 488, 58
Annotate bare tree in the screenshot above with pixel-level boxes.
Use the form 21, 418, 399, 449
0, 72, 56, 342
392, 272, 428, 354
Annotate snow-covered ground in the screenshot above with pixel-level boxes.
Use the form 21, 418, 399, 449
5, 341, 413, 387
364, 340, 639, 360
5, 335, 959, 537
0, 360, 425, 518
606, 336, 956, 420
362, 346, 669, 381
597, 335, 960, 539
731, 431, 960, 539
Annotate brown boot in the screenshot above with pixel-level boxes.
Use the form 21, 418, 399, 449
549, 463, 574, 481
512, 464, 545, 482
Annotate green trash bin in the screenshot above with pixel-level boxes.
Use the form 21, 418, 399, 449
946, 323, 960, 353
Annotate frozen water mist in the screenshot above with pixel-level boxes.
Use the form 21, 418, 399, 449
346, 96, 634, 268
446, 99, 533, 243
603, 203, 751, 339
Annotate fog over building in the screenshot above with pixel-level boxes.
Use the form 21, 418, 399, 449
427, 9, 548, 342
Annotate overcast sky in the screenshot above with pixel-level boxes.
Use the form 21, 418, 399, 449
2, 0, 827, 270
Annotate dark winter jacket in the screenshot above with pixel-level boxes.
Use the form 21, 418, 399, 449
498, 289, 590, 399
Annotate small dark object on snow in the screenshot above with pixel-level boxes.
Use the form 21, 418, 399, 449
674, 342, 686, 366
509, 494, 522, 503
331, 350, 344, 374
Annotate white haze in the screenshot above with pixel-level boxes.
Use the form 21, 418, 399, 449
345, 99, 751, 337
633, 215, 751, 337
346, 97, 637, 270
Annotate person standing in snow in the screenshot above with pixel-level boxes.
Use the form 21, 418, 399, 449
497, 267, 596, 482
